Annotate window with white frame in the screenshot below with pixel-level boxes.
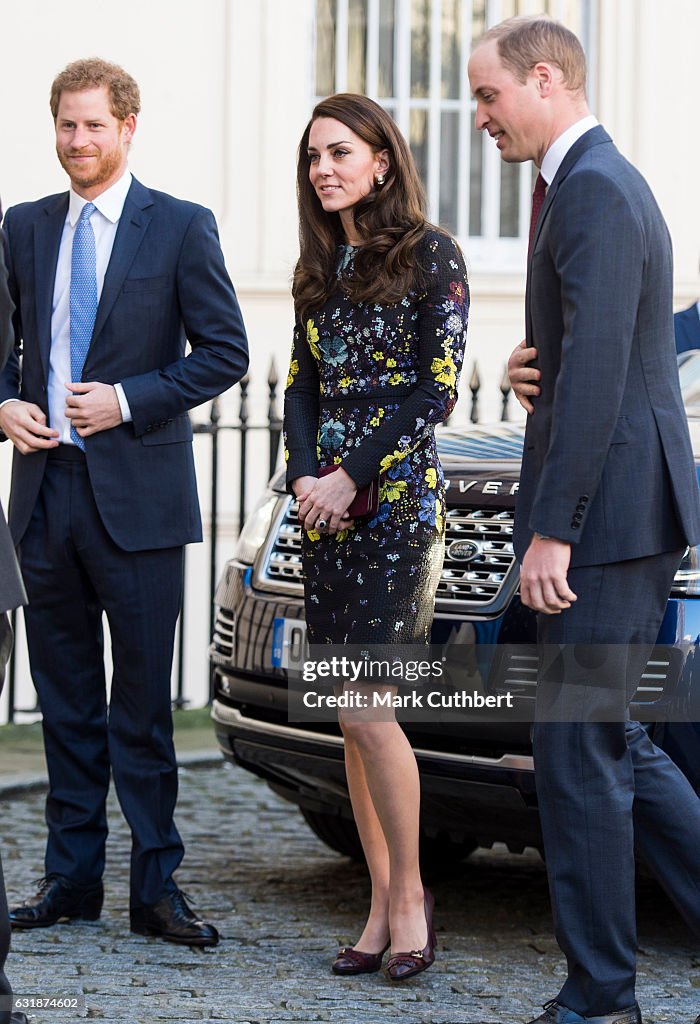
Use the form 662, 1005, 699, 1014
314, 0, 595, 270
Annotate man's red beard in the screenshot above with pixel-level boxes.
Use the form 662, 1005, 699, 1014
57, 144, 124, 190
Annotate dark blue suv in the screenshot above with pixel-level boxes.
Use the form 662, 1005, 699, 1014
210, 353, 700, 863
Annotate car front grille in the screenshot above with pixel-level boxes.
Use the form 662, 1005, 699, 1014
492, 645, 679, 705
256, 497, 517, 614
265, 500, 304, 584
211, 606, 235, 661
437, 508, 516, 610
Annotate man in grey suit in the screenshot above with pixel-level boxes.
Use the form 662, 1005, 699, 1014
0, 214, 30, 1024
469, 16, 700, 1024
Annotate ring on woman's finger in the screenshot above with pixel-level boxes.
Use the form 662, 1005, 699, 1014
317, 518, 328, 529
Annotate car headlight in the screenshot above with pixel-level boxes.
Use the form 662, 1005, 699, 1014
234, 492, 280, 565
670, 545, 700, 597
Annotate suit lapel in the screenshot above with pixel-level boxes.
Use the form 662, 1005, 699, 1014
529, 125, 612, 266
526, 125, 613, 332
34, 194, 69, 383
89, 178, 154, 346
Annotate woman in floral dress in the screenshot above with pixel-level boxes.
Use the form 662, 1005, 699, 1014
283, 94, 469, 980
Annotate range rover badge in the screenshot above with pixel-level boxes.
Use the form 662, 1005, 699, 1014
448, 540, 481, 562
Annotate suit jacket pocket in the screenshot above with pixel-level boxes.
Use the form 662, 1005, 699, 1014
609, 414, 632, 446
122, 274, 171, 293
140, 414, 193, 445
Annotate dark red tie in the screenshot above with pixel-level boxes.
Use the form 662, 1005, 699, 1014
528, 172, 547, 258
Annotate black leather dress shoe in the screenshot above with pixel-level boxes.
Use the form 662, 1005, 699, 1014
130, 888, 219, 946
9, 875, 103, 929
528, 1000, 641, 1024
10, 1014, 29, 1023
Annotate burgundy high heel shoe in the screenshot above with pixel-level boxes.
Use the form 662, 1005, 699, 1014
386, 889, 436, 982
332, 940, 390, 975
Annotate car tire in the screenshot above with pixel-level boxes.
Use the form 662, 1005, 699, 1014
300, 807, 365, 860
299, 807, 478, 867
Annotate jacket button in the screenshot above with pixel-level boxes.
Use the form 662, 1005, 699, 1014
571, 522, 580, 529
576, 503, 586, 513
578, 494, 589, 503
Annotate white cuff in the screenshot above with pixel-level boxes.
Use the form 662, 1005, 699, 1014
114, 383, 132, 423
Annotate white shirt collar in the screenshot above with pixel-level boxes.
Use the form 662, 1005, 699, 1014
68, 170, 133, 226
540, 115, 599, 186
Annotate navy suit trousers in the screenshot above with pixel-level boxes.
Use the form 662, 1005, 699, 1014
0, 615, 14, 1024
0, 853, 12, 1024
534, 552, 700, 1016
19, 450, 185, 908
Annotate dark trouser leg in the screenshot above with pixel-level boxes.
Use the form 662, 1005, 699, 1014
626, 719, 700, 933
0, 852, 12, 1024
86, 544, 185, 908
533, 551, 700, 1016
19, 456, 185, 905
0, 617, 17, 1024
20, 462, 110, 884
55, 457, 185, 908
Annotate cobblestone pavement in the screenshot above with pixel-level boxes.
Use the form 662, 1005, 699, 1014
1, 761, 698, 1024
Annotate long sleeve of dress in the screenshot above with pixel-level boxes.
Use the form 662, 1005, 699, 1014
340, 232, 469, 489
283, 319, 320, 487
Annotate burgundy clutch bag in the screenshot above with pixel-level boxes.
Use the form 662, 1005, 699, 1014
318, 464, 380, 518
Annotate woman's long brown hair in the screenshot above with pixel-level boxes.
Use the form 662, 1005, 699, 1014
293, 93, 437, 321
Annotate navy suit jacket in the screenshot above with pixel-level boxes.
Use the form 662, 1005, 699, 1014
0, 177, 248, 551
0, 224, 26, 617
675, 302, 700, 354
514, 126, 700, 566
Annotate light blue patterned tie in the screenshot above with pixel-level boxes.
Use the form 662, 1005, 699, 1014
69, 202, 98, 449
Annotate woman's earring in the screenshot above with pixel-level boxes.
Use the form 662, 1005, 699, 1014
375, 174, 385, 186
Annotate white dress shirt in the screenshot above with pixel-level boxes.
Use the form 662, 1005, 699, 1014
48, 171, 133, 444
540, 114, 599, 186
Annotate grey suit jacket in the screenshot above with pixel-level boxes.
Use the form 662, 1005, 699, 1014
513, 126, 700, 567
0, 223, 27, 620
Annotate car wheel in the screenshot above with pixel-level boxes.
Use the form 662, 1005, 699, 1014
300, 807, 478, 867
420, 832, 478, 870
300, 807, 365, 860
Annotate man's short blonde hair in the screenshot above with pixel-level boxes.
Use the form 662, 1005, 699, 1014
476, 15, 587, 94
50, 57, 141, 121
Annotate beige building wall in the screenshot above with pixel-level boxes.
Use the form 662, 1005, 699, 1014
1, 0, 699, 715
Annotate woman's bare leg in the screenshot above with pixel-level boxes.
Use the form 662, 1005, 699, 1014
340, 692, 428, 953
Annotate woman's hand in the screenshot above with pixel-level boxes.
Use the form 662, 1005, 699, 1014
296, 467, 357, 534
291, 476, 319, 504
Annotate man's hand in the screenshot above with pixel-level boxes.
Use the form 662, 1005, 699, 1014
0, 401, 59, 454
65, 382, 123, 437
508, 339, 541, 414
519, 535, 577, 614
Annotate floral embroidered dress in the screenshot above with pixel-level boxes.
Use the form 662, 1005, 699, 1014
283, 229, 469, 645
